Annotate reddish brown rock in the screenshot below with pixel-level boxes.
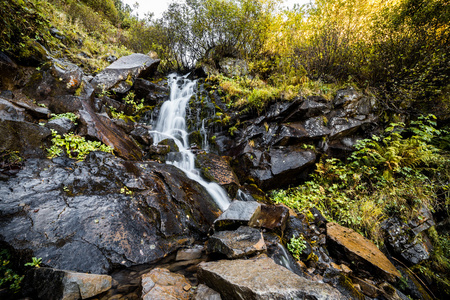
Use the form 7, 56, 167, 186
141, 268, 190, 300
79, 100, 142, 160
196, 153, 240, 198
249, 204, 289, 232
326, 222, 401, 283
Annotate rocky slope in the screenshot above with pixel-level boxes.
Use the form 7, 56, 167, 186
0, 50, 439, 300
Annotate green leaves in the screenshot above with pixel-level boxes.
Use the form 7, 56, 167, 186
47, 130, 113, 161
287, 235, 307, 261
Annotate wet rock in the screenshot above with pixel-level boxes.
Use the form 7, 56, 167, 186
265, 100, 300, 121
8, 98, 50, 119
196, 153, 240, 198
46, 117, 76, 135
134, 78, 170, 106
283, 97, 330, 121
0, 118, 51, 158
334, 88, 363, 108
130, 125, 153, 146
194, 284, 222, 300
382, 218, 433, 265
0, 52, 18, 90
274, 117, 330, 145
198, 256, 344, 299
141, 268, 190, 300
268, 147, 315, 187
0, 97, 27, 121
23, 267, 111, 300
249, 204, 289, 232
208, 226, 266, 258
79, 100, 143, 160
176, 245, 204, 261
408, 206, 435, 235
0, 152, 223, 273
214, 200, 261, 231
91, 54, 160, 93
326, 222, 401, 282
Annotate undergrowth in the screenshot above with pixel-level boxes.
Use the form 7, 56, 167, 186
47, 130, 113, 161
271, 115, 450, 245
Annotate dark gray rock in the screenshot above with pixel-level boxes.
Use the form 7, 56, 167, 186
198, 256, 344, 300
334, 88, 362, 107
23, 267, 111, 300
208, 226, 266, 258
134, 78, 170, 105
0, 152, 223, 274
0, 97, 27, 121
214, 200, 261, 231
91, 54, 160, 93
130, 125, 153, 145
46, 117, 76, 135
382, 218, 433, 265
269, 147, 315, 181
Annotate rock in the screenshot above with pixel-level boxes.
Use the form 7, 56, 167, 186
334, 88, 363, 108
196, 153, 240, 198
0, 52, 18, 90
176, 245, 204, 261
382, 218, 433, 265
326, 222, 401, 282
214, 200, 261, 231
46, 117, 76, 135
130, 125, 153, 146
283, 97, 330, 121
218, 58, 248, 77
249, 204, 289, 232
194, 284, 222, 300
267, 147, 315, 187
0, 152, 223, 273
91, 54, 160, 93
0, 97, 27, 121
208, 226, 266, 258
274, 118, 330, 145
141, 268, 190, 300
0, 118, 51, 158
133, 78, 170, 105
7, 98, 51, 120
23, 267, 111, 300
79, 100, 143, 160
198, 256, 344, 300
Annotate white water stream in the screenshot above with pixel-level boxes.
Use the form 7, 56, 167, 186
151, 74, 230, 211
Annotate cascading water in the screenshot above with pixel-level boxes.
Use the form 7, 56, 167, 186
151, 74, 230, 211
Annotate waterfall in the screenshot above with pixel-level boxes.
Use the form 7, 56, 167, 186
151, 74, 230, 211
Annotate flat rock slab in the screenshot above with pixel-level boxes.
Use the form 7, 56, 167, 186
208, 226, 266, 258
194, 284, 222, 300
141, 268, 190, 300
249, 204, 289, 232
198, 256, 343, 300
326, 222, 401, 282
23, 267, 111, 300
91, 53, 160, 93
214, 200, 261, 231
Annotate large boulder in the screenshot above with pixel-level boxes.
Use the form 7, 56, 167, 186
198, 256, 344, 300
90, 54, 160, 93
23, 268, 112, 300
326, 222, 401, 282
0, 152, 223, 274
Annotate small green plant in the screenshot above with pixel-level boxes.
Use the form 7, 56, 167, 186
47, 130, 113, 161
49, 112, 79, 124
24, 257, 42, 268
120, 186, 133, 195
287, 235, 307, 261
0, 249, 24, 293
